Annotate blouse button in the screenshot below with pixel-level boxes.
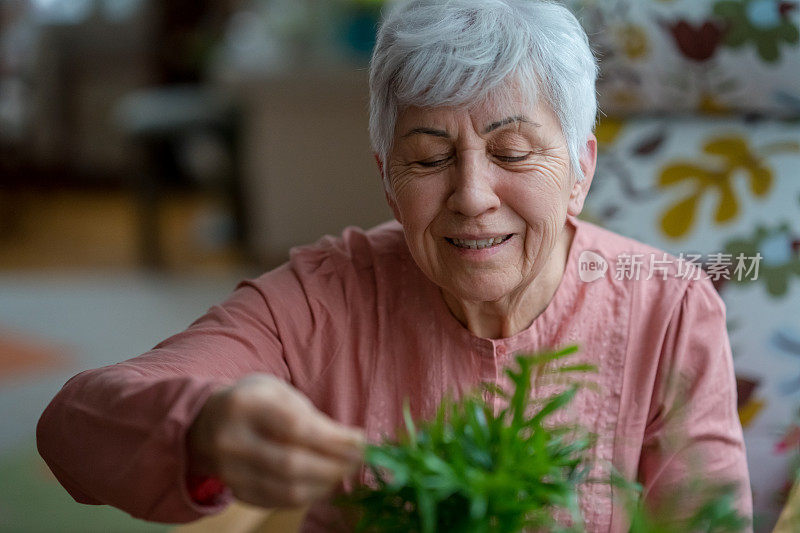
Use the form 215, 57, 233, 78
496, 345, 507, 356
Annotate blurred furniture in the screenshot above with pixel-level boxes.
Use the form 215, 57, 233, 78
115, 85, 246, 269
221, 68, 392, 267
1, 0, 237, 186
173, 502, 306, 533
1, 1, 246, 269
5, 2, 153, 185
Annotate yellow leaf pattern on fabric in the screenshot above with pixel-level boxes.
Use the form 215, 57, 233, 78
749, 164, 772, 196
661, 194, 699, 238
703, 136, 748, 159
658, 163, 711, 186
738, 399, 765, 428
658, 134, 782, 238
617, 23, 650, 60
715, 180, 738, 223
595, 118, 625, 147
698, 92, 729, 115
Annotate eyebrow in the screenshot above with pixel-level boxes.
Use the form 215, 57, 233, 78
483, 115, 538, 133
400, 115, 539, 139
401, 127, 450, 139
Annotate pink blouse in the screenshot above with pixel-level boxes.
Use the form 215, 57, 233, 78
36, 215, 752, 532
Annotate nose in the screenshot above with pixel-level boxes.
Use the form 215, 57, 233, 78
445, 152, 501, 217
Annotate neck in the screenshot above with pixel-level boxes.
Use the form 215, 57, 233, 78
442, 222, 574, 339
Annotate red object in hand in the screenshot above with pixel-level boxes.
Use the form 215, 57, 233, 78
187, 475, 226, 505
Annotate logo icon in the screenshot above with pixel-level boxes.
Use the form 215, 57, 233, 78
578, 250, 608, 282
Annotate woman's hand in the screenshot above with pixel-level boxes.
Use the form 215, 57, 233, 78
186, 374, 365, 508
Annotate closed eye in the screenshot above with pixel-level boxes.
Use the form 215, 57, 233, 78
415, 156, 453, 167
493, 152, 531, 163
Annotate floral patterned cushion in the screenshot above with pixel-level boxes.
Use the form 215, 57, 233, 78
584, 115, 800, 530
565, 0, 800, 117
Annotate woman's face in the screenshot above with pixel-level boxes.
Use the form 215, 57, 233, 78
384, 97, 595, 303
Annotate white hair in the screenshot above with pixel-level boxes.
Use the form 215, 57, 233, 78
369, 0, 598, 193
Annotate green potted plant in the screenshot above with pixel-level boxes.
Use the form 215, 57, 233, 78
336, 346, 749, 532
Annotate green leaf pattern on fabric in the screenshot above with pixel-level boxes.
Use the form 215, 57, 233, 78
713, 0, 800, 63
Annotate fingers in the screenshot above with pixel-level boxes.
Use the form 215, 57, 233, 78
250, 437, 360, 484
280, 410, 365, 462
229, 462, 334, 508
220, 433, 357, 508
246, 382, 365, 462
208, 374, 367, 510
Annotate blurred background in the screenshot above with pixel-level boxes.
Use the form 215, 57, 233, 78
0, 0, 798, 531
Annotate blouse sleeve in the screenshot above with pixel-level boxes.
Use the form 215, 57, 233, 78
637, 277, 753, 530
36, 278, 293, 524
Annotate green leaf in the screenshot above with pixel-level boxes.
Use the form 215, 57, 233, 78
402, 398, 417, 448
528, 385, 580, 427
557, 363, 598, 373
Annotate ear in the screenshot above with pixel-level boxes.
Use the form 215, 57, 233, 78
567, 133, 597, 217
385, 190, 402, 223
374, 153, 384, 179
376, 153, 403, 223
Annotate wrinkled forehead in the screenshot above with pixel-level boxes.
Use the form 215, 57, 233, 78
393, 86, 559, 141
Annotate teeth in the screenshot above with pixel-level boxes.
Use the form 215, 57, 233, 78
450, 235, 509, 249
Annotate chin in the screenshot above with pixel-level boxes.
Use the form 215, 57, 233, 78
445, 275, 516, 303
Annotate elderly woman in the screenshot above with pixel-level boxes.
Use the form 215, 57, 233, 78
37, 0, 752, 531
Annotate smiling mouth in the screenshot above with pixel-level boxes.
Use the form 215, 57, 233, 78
445, 234, 514, 250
